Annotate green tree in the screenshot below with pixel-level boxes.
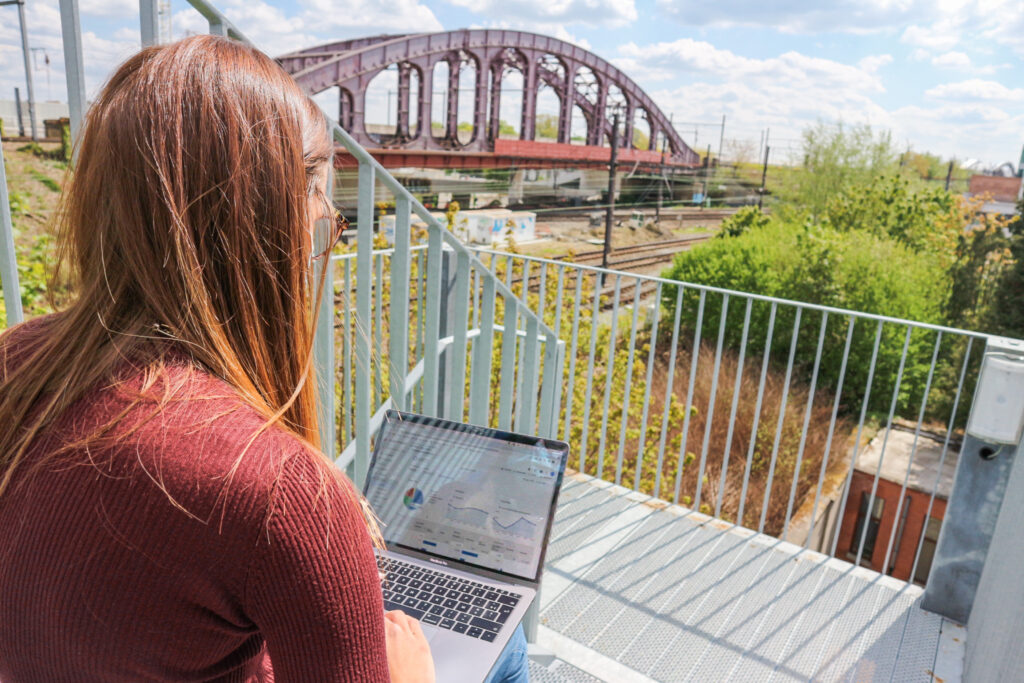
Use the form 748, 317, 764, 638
782, 122, 898, 219
536, 114, 558, 140
977, 199, 1024, 338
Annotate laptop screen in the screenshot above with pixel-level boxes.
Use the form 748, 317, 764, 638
363, 411, 568, 583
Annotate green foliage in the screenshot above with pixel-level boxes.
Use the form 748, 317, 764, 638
822, 175, 959, 256
661, 220, 947, 414
535, 114, 558, 140
17, 140, 68, 163
31, 171, 61, 193
498, 120, 517, 137
717, 206, 771, 239
976, 199, 1024, 339
0, 230, 55, 329
60, 123, 72, 163
7, 191, 28, 215
17, 142, 46, 157
781, 122, 898, 219
632, 128, 649, 150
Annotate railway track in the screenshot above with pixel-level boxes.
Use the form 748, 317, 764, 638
498, 234, 709, 314
565, 233, 711, 270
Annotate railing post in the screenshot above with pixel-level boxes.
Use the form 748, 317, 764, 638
313, 158, 336, 460
0, 145, 24, 326
139, 0, 159, 47
389, 198, 412, 411
964, 411, 1024, 680
353, 161, 374, 488
58, 0, 87, 150
436, 249, 457, 419
922, 337, 1024, 623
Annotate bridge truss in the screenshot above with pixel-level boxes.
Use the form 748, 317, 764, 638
278, 30, 701, 169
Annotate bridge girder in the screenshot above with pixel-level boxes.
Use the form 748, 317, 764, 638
277, 29, 699, 166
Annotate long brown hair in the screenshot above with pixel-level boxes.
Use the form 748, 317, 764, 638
0, 36, 342, 504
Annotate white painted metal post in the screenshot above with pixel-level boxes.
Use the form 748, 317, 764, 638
139, 0, 160, 47
964, 421, 1024, 681
923, 337, 1024, 624
0, 146, 24, 326
58, 0, 87, 151
313, 158, 336, 460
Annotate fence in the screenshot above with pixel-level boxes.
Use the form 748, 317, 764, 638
469, 249, 987, 584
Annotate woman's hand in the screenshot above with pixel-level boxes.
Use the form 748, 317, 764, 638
384, 610, 436, 683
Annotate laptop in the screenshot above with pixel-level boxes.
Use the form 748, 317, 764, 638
363, 409, 569, 682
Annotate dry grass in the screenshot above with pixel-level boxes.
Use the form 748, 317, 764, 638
569, 336, 854, 537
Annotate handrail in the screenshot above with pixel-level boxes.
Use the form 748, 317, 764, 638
472, 247, 993, 340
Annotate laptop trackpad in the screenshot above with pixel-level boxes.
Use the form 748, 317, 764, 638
420, 623, 442, 643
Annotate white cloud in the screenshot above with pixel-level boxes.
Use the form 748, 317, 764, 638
612, 40, 895, 165
901, 22, 961, 51
980, 1, 1024, 57
616, 39, 885, 93
931, 50, 971, 68
471, 20, 592, 50
79, 0, 136, 19
170, 0, 441, 57
858, 54, 893, 73
656, 0, 926, 34
889, 102, 1022, 162
450, 0, 636, 28
0, 0, 141, 105
925, 79, 1024, 102
655, 0, 1024, 63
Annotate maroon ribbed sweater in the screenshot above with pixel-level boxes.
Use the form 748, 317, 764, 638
0, 318, 390, 682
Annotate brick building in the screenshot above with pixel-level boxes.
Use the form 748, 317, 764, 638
835, 426, 958, 585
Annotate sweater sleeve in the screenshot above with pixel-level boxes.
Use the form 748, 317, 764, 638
245, 452, 390, 682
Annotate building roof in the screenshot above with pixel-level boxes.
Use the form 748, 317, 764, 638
854, 426, 959, 499
968, 175, 1022, 203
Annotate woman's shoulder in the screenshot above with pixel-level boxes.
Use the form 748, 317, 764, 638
0, 313, 61, 375
121, 357, 319, 490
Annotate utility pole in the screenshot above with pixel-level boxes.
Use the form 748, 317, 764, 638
602, 112, 620, 269
758, 145, 770, 210
1, 0, 39, 140
704, 144, 712, 209
945, 160, 954, 191
656, 141, 666, 224
717, 114, 725, 162
14, 87, 25, 137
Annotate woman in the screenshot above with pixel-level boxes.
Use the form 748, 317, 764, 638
0, 35, 525, 682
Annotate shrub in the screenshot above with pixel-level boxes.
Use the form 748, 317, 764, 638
716, 205, 771, 239
661, 221, 947, 415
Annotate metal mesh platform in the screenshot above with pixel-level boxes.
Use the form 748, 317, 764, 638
537, 474, 965, 682
528, 657, 605, 683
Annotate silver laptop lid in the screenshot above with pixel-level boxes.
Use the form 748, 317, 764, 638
363, 410, 569, 584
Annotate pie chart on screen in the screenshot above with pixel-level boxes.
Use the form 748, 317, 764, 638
403, 487, 424, 510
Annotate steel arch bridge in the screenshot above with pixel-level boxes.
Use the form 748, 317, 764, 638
278, 30, 700, 169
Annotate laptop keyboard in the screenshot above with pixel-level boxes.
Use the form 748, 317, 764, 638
377, 556, 521, 642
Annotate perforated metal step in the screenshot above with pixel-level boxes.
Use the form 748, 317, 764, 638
538, 474, 964, 682
528, 658, 606, 683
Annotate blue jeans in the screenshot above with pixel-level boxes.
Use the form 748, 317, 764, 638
483, 624, 529, 683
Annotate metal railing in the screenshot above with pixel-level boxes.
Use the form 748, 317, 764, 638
474, 249, 990, 584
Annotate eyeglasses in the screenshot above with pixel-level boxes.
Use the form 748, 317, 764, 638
312, 195, 348, 261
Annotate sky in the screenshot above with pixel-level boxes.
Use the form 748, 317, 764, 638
1, 0, 1022, 167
